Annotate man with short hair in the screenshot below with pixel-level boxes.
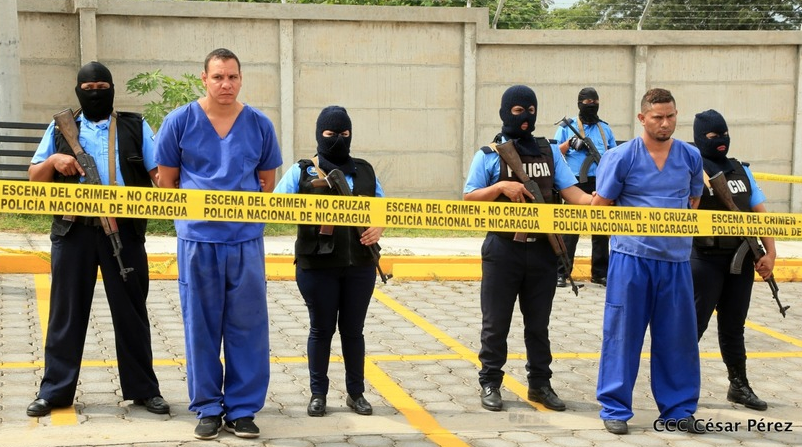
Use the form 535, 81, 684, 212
592, 88, 704, 435
27, 61, 169, 418
156, 48, 282, 440
554, 87, 617, 287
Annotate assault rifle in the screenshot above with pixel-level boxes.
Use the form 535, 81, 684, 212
492, 141, 582, 296
708, 171, 789, 317
53, 108, 133, 281
310, 169, 392, 283
555, 117, 603, 184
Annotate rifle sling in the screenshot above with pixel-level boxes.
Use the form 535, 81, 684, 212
108, 111, 117, 186
577, 117, 608, 152
311, 156, 335, 235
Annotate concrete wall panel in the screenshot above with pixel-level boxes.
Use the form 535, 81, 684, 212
296, 21, 463, 66
11, 0, 802, 210
648, 46, 796, 83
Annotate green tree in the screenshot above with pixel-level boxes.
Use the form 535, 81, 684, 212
189, 0, 551, 29
125, 70, 205, 130
539, 0, 802, 30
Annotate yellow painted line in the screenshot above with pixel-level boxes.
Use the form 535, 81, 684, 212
365, 360, 470, 447
7, 253, 802, 282
6, 351, 802, 371
32, 274, 78, 425
0, 251, 50, 273
368, 354, 464, 362
372, 290, 478, 361
746, 320, 802, 347
33, 274, 50, 346
371, 289, 550, 411
391, 263, 480, 281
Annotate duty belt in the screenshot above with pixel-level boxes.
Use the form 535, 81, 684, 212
490, 231, 542, 243
72, 216, 102, 227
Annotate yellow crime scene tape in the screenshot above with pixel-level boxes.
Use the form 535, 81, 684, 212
2, 179, 802, 238
752, 172, 802, 184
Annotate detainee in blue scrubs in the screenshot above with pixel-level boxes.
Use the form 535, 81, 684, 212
155, 48, 282, 440
592, 88, 704, 436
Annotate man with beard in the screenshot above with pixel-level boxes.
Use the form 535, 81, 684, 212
554, 87, 617, 287
274, 105, 384, 418
592, 88, 704, 435
464, 85, 592, 413
27, 61, 169, 417
692, 109, 774, 412
156, 48, 282, 440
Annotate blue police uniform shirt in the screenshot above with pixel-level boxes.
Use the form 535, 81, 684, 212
274, 162, 385, 197
595, 137, 704, 262
463, 136, 577, 194
553, 117, 617, 178
32, 112, 157, 185
742, 165, 766, 208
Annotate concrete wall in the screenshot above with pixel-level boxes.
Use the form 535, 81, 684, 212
11, 0, 802, 211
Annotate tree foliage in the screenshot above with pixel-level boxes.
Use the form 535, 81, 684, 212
540, 0, 802, 30
125, 70, 205, 130
189, 0, 802, 30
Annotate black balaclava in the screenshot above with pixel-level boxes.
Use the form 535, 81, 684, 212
75, 61, 115, 122
577, 87, 600, 124
499, 85, 540, 155
316, 105, 356, 175
694, 109, 734, 174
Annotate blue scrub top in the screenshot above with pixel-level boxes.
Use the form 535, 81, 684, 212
155, 102, 283, 243
596, 137, 704, 262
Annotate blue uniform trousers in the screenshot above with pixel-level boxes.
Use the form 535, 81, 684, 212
478, 233, 558, 388
39, 221, 160, 405
178, 238, 270, 421
296, 265, 375, 396
597, 251, 700, 421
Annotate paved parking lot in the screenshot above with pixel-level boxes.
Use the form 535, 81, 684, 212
1, 269, 800, 446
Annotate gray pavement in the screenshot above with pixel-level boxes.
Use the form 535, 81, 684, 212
1, 234, 801, 446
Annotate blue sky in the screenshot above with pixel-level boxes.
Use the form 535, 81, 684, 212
552, 0, 578, 8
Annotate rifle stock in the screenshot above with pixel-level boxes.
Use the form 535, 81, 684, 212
309, 170, 392, 283
493, 142, 582, 296
708, 171, 789, 317
556, 117, 602, 183
53, 108, 133, 281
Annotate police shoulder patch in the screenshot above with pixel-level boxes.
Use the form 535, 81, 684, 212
305, 165, 319, 177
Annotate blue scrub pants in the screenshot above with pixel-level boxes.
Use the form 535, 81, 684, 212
296, 265, 375, 396
178, 237, 270, 421
597, 251, 700, 421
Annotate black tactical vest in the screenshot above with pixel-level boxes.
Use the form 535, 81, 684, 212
694, 159, 752, 251
51, 112, 153, 240
482, 137, 555, 240
294, 158, 378, 269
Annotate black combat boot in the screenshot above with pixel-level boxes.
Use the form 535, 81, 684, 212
726, 363, 767, 411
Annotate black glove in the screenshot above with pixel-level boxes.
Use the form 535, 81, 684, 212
568, 136, 586, 151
